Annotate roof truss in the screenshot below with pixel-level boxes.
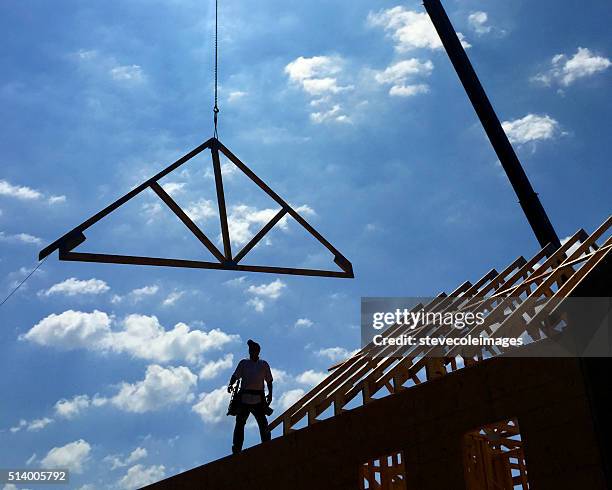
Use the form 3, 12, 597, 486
39, 137, 353, 279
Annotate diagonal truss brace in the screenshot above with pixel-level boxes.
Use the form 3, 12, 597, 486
39, 138, 354, 278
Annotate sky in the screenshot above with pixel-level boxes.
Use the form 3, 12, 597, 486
0, 0, 610, 488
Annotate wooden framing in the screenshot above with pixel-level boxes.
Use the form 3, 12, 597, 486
463, 418, 529, 490
270, 216, 612, 435
38, 138, 353, 278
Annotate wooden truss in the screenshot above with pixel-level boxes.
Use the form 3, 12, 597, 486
38, 138, 353, 278
463, 418, 529, 490
270, 216, 612, 435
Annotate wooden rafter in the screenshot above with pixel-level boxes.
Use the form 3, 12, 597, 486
271, 216, 612, 435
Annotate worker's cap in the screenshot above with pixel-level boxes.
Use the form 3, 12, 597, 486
247, 339, 261, 353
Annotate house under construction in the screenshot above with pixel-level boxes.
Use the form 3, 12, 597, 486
145, 216, 611, 489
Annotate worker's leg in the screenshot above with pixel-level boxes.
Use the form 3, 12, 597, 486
232, 407, 249, 454
253, 405, 271, 443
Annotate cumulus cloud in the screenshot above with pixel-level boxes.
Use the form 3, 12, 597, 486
104, 447, 148, 471
111, 285, 159, 304
161, 182, 186, 195
22, 311, 239, 364
0, 231, 43, 245
368, 6, 470, 52
9, 417, 54, 433
117, 464, 165, 490
41, 439, 91, 474
246, 279, 286, 312
285, 55, 352, 123
294, 318, 313, 328
192, 386, 229, 424
296, 369, 327, 386
227, 204, 315, 247
0, 179, 42, 200
185, 199, 217, 223
52, 366, 196, 418
0, 179, 65, 205
198, 353, 234, 380
39, 278, 110, 297
533, 47, 611, 87
55, 394, 106, 419
468, 11, 492, 35
315, 346, 359, 363
111, 365, 197, 413
374, 58, 433, 97
277, 389, 305, 411
501, 114, 561, 145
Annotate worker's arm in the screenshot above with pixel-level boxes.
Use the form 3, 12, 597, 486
227, 361, 242, 393
264, 361, 273, 404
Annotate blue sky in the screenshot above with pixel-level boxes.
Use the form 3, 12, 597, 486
1, 0, 610, 488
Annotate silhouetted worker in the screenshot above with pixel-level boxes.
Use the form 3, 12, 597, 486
228, 339, 273, 454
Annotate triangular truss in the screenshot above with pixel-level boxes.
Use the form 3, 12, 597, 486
39, 138, 353, 278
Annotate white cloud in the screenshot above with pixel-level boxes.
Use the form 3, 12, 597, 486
315, 346, 359, 363
26, 417, 54, 431
389, 84, 430, 97
198, 353, 234, 380
0, 179, 64, 206
40, 278, 110, 297
161, 290, 184, 307
247, 297, 266, 313
104, 447, 148, 470
10, 417, 54, 433
285, 56, 352, 123
131, 285, 159, 299
246, 279, 286, 312
310, 104, 351, 124
294, 318, 313, 328
192, 386, 229, 424
161, 182, 185, 195
533, 47, 611, 87
0, 231, 43, 245
111, 285, 159, 304
375, 59, 433, 84
502, 114, 561, 145
227, 204, 284, 246
22, 310, 112, 350
468, 11, 492, 35
185, 199, 217, 223
227, 90, 247, 103
111, 365, 197, 413
41, 439, 91, 474
247, 279, 286, 299
277, 389, 305, 411
368, 6, 470, 52
110, 65, 145, 83
0, 180, 42, 200
55, 394, 95, 419
285, 56, 341, 83
296, 369, 327, 386
22, 311, 239, 365
48, 195, 67, 205
117, 464, 165, 490
374, 58, 433, 97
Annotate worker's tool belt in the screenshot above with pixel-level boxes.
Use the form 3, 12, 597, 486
239, 389, 265, 405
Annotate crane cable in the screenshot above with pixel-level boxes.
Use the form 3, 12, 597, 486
213, 0, 219, 138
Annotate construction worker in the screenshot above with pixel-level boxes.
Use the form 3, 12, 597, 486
227, 339, 273, 454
